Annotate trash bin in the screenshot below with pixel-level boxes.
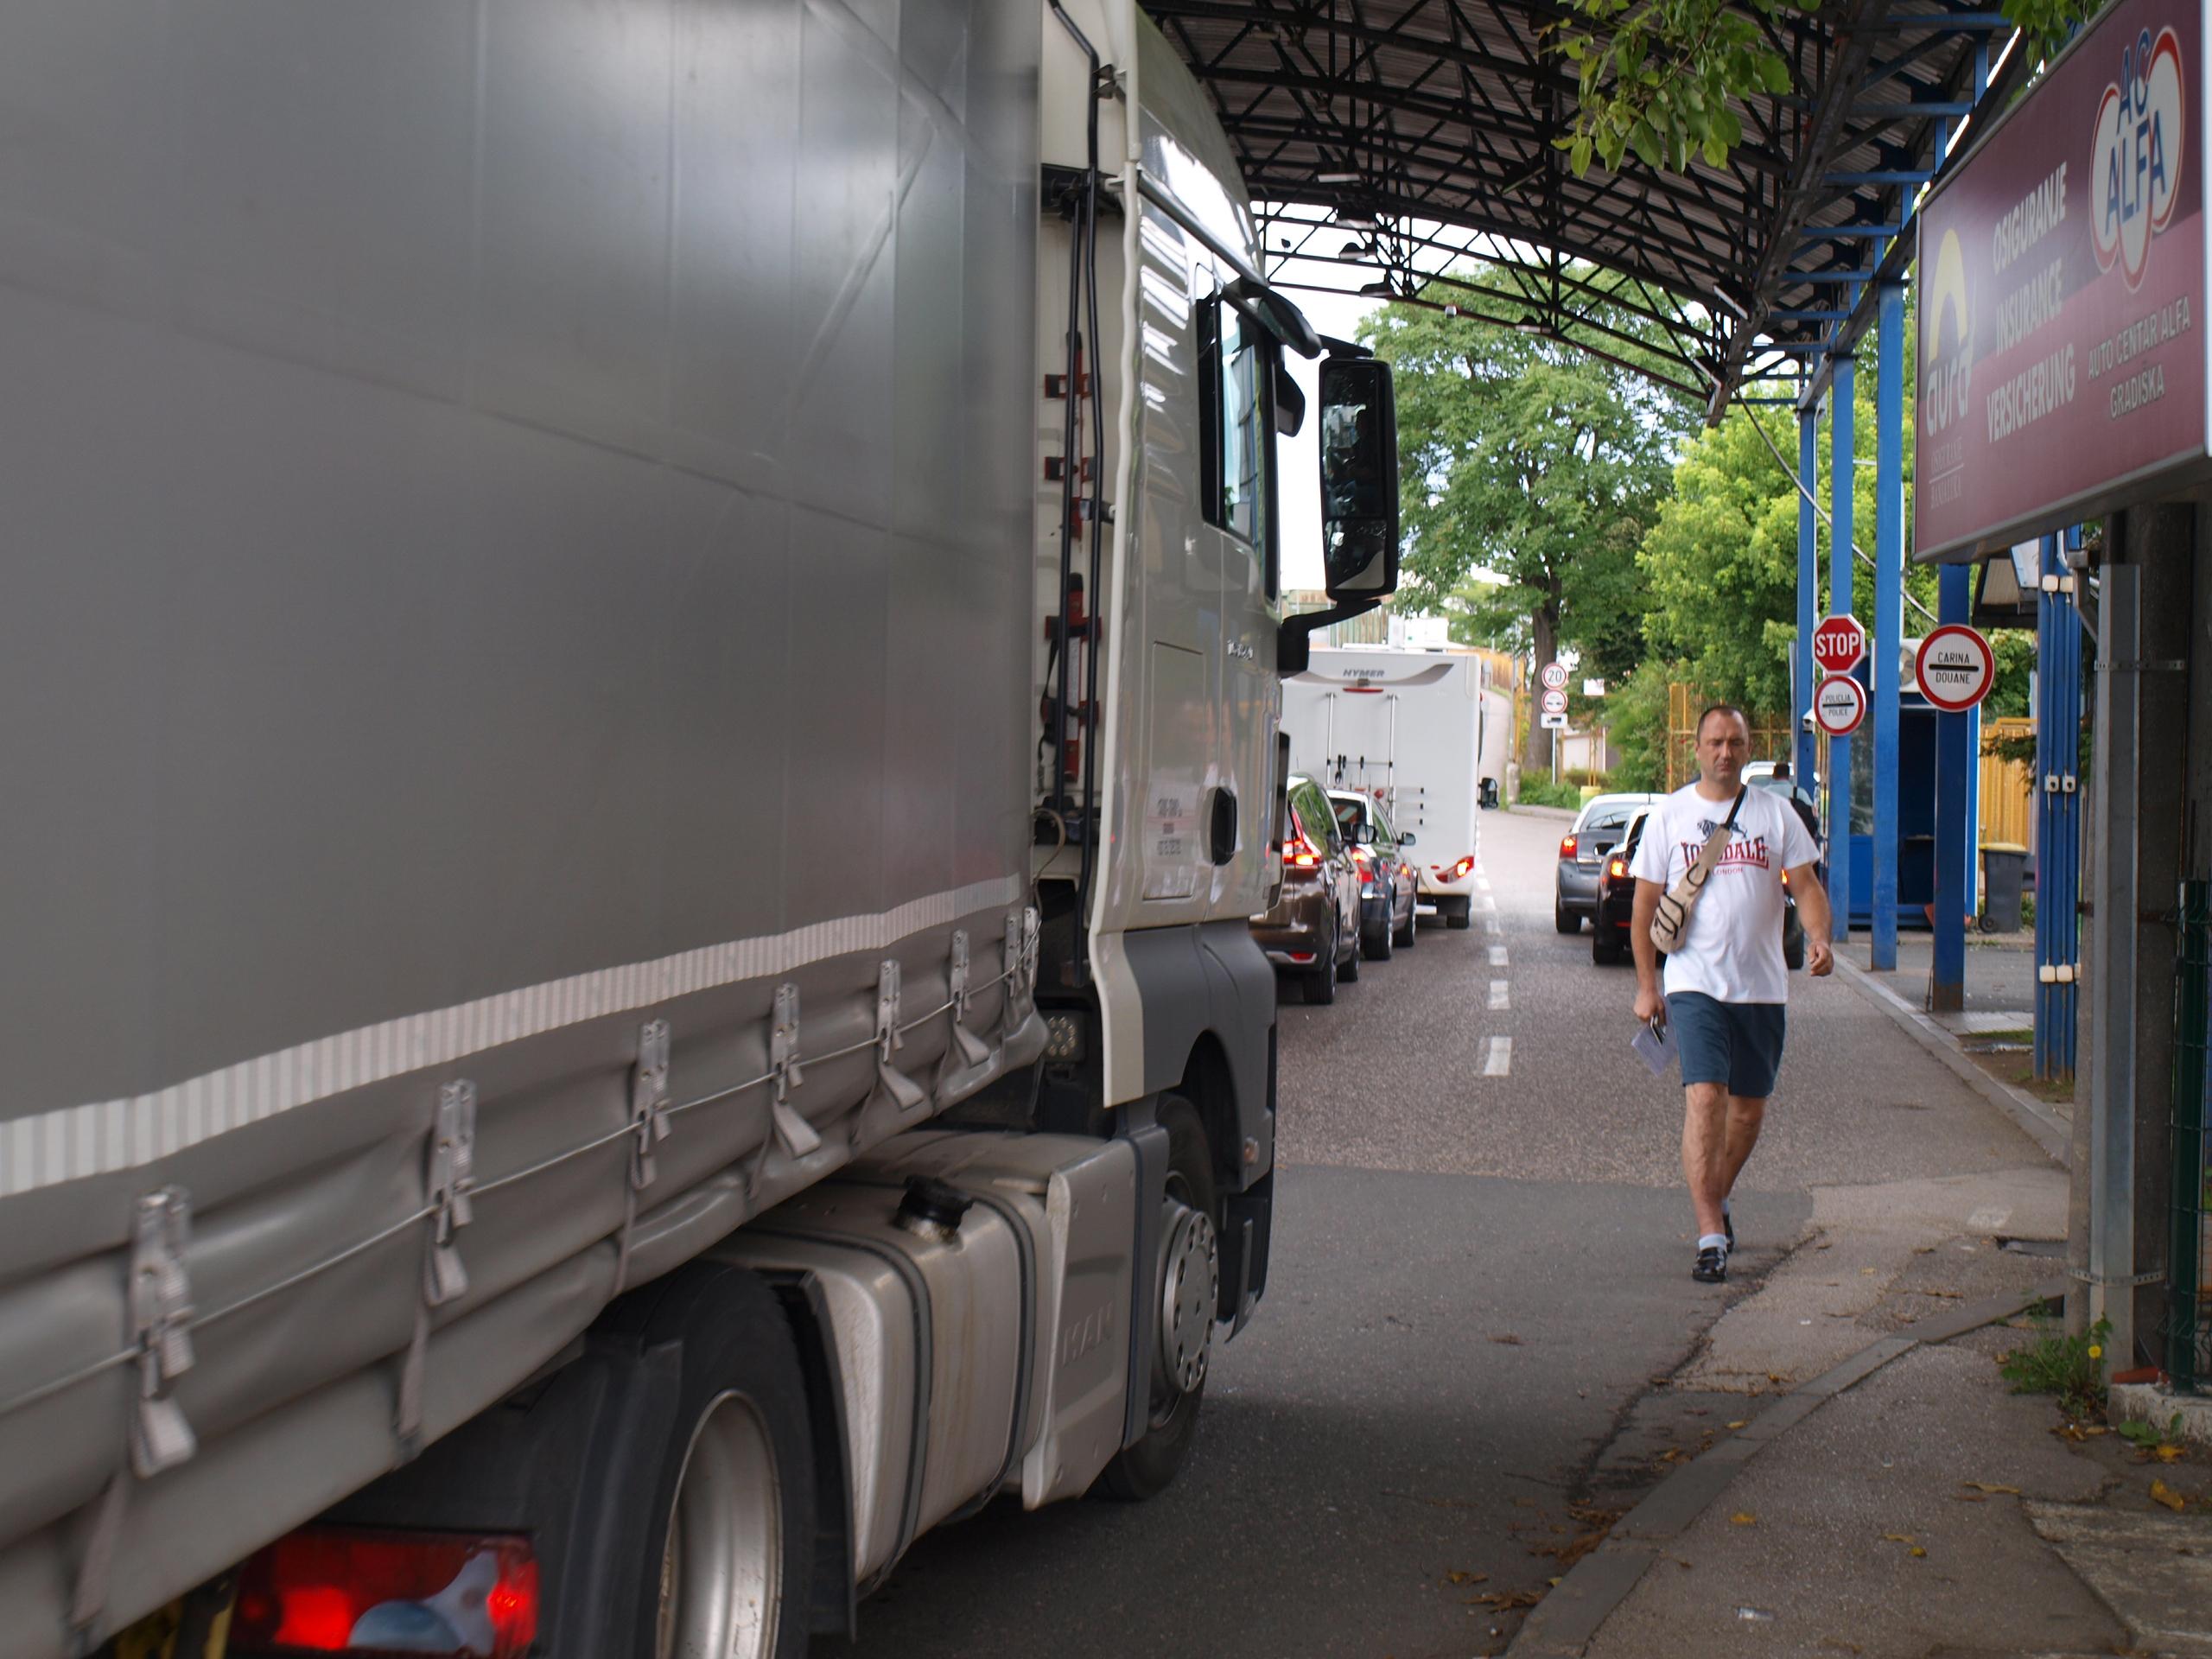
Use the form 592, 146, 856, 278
1981, 842, 2028, 932
1478, 777, 1500, 810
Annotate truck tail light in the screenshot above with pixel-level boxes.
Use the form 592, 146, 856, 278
231, 1529, 538, 1658
1436, 854, 1476, 880
1559, 835, 1577, 858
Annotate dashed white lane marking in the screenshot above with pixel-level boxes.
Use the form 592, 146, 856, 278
1483, 1035, 1513, 1076
1476, 877, 1493, 893
1967, 1205, 2012, 1232
1488, 980, 1510, 1010
1489, 945, 1509, 967
1480, 915, 1501, 935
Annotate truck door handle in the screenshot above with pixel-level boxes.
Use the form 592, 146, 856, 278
1209, 788, 1237, 866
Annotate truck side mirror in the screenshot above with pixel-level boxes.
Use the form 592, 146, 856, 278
1319, 357, 1399, 601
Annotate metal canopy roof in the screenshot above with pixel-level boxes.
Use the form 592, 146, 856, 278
1148, 0, 2029, 416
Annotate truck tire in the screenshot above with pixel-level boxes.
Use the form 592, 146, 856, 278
1446, 896, 1472, 930
1099, 1096, 1217, 1502
1306, 923, 1338, 1003
639, 1266, 817, 1659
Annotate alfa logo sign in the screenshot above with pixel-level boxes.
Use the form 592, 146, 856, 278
2092, 24, 2186, 287
1812, 614, 1867, 676
1916, 625, 1998, 713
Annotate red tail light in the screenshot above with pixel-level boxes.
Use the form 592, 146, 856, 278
1351, 845, 1372, 866
1782, 868, 1791, 890
1282, 830, 1321, 869
232, 1529, 538, 1658
1452, 855, 1476, 879
1608, 856, 1627, 878
1559, 835, 1578, 857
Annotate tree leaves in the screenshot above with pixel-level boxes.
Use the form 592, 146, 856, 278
1544, 0, 2098, 178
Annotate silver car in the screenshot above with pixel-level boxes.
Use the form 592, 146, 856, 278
1554, 791, 1665, 933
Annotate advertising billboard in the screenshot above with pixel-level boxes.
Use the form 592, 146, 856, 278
1915, 0, 2205, 560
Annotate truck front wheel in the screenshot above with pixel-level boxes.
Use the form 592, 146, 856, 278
1099, 1096, 1218, 1501
642, 1267, 817, 1659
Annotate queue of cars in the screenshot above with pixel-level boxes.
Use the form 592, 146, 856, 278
1249, 774, 1427, 1003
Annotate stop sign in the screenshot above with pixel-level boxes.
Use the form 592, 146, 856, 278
1812, 614, 1866, 675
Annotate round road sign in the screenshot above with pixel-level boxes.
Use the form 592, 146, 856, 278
1540, 687, 1569, 716
1540, 661, 1570, 691
1812, 614, 1867, 675
1915, 625, 1996, 713
1815, 674, 1867, 737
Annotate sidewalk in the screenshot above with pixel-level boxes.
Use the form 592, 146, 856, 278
1507, 941, 2212, 1659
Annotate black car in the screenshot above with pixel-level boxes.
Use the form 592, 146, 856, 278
1592, 810, 1805, 969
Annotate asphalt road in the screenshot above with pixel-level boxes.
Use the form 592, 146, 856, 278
823, 804, 2023, 1659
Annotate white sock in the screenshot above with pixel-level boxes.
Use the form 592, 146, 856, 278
1698, 1233, 1729, 1251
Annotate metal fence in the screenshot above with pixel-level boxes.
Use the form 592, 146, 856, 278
1664, 684, 1792, 791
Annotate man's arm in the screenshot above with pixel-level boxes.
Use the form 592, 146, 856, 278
1630, 877, 1666, 1020
1789, 862, 1834, 976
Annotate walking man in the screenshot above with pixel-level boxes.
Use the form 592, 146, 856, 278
1630, 706, 1833, 1283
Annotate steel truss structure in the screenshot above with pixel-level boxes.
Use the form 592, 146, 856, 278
1147, 0, 2030, 416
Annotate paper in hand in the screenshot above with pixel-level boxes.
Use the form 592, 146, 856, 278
1631, 1018, 1678, 1077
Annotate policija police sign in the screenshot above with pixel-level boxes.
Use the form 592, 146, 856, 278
1916, 0, 2204, 561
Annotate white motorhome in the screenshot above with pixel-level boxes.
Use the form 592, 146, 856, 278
1281, 646, 1505, 928
0, 2, 1397, 1654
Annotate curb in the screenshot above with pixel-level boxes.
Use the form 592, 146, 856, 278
1832, 955, 2074, 1168
1503, 1277, 2067, 1658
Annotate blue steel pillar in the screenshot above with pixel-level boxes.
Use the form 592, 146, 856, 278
1933, 562, 1973, 1009
1796, 410, 1820, 794
2035, 531, 2083, 1078
1827, 359, 1855, 943
1872, 284, 1905, 969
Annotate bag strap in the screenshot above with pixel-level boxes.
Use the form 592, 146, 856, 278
1686, 787, 1745, 886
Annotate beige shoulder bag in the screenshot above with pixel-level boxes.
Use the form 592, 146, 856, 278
1649, 787, 1747, 954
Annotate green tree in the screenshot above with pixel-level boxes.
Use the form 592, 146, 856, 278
1549, 0, 2106, 177
1363, 271, 1693, 774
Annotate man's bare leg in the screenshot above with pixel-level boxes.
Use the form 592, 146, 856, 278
1719, 1095, 1767, 1198
1681, 1082, 1731, 1237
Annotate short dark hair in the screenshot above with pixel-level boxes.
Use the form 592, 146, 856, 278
1695, 702, 1751, 740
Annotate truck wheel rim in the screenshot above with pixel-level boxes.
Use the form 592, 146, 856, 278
658, 1389, 782, 1659
1156, 1199, 1219, 1402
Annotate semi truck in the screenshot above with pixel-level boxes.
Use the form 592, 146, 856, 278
1280, 647, 1501, 929
0, 1, 1397, 1655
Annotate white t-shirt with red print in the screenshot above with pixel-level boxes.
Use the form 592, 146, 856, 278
1629, 783, 1821, 1004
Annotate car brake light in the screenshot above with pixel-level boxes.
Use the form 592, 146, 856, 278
232, 1529, 539, 1658
1782, 868, 1791, 889
1608, 857, 1627, 878
1560, 835, 1577, 857
1351, 845, 1371, 866
1283, 830, 1321, 869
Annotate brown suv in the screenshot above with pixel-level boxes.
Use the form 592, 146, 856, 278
1250, 774, 1363, 1003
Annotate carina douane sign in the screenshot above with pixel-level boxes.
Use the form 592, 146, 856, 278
1915, 0, 2204, 560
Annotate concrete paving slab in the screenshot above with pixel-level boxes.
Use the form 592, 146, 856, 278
1581, 1343, 2125, 1659
2026, 1503, 2212, 1656
1680, 1168, 2067, 1392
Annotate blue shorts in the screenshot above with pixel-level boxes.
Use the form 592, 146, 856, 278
1665, 992, 1787, 1098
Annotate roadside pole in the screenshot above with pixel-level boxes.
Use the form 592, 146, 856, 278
1872, 283, 1904, 970
1931, 567, 1970, 1011
1828, 363, 1855, 944
1797, 408, 1820, 791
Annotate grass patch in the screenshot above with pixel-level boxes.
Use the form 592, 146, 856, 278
1999, 1316, 2110, 1418
1516, 777, 1583, 809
